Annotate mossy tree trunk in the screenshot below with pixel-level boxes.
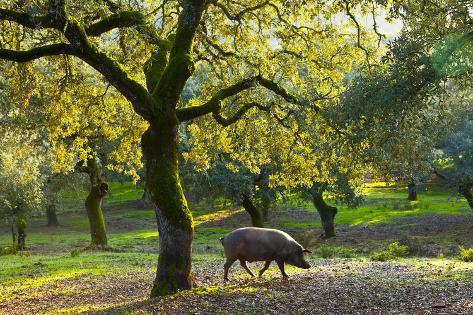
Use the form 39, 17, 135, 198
143, 124, 194, 297
407, 182, 417, 201
459, 184, 473, 209
260, 195, 271, 220
311, 183, 337, 239
16, 215, 26, 250
77, 158, 109, 247
242, 194, 264, 227
255, 169, 273, 220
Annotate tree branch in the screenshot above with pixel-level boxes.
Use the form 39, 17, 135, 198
152, 0, 206, 107
57, 19, 158, 122
0, 43, 74, 62
342, 0, 370, 66
177, 75, 305, 122
177, 76, 260, 121
256, 76, 302, 105
85, 11, 146, 36
0, 8, 54, 29
212, 102, 271, 126
211, 0, 270, 21
0, 5, 158, 122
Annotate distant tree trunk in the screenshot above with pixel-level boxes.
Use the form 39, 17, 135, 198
16, 215, 26, 250
255, 169, 272, 220
140, 188, 151, 209
11, 223, 16, 244
242, 194, 264, 227
45, 176, 61, 226
311, 184, 337, 239
77, 158, 109, 247
459, 185, 473, 209
260, 195, 271, 220
407, 182, 417, 201
46, 203, 59, 227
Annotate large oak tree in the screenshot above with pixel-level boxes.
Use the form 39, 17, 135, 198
0, 0, 387, 296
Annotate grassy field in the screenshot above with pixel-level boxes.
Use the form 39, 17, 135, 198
1, 182, 473, 314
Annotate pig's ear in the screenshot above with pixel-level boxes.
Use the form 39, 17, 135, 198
303, 249, 312, 254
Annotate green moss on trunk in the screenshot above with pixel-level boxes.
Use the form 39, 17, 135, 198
16, 216, 26, 250
311, 184, 337, 239
242, 194, 264, 228
83, 158, 109, 247
142, 123, 194, 297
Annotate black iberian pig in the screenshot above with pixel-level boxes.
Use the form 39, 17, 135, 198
220, 227, 311, 281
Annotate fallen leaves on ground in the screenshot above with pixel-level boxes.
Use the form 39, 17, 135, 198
1, 258, 472, 314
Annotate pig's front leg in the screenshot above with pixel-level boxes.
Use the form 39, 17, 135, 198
276, 259, 288, 279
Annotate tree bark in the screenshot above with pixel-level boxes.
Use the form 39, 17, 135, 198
260, 195, 271, 220
142, 124, 194, 297
11, 223, 16, 244
46, 203, 60, 226
83, 158, 109, 247
256, 170, 272, 220
459, 185, 473, 209
242, 194, 264, 227
407, 182, 417, 201
311, 184, 337, 239
16, 216, 26, 250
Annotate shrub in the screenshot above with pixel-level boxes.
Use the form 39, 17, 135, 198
459, 247, 473, 262
386, 242, 408, 256
398, 235, 449, 257
0, 245, 17, 256
315, 244, 356, 259
70, 248, 81, 257
371, 242, 408, 261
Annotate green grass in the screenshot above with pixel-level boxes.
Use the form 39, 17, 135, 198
0, 252, 157, 303
1, 181, 472, 296
105, 182, 144, 205
1, 182, 471, 255
333, 186, 470, 226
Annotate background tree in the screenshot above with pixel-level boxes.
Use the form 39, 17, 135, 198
182, 158, 279, 227
330, 35, 455, 200
0, 130, 46, 250
433, 90, 473, 208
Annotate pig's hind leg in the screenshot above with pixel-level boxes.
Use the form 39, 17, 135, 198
258, 260, 271, 277
240, 260, 255, 277
224, 258, 237, 281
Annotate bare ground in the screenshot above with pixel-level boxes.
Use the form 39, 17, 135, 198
1, 258, 472, 315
